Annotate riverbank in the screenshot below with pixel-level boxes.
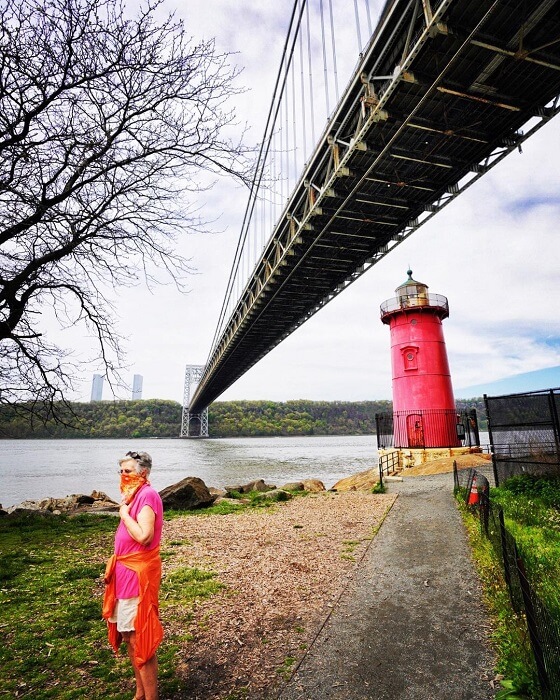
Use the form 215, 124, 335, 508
0, 490, 395, 700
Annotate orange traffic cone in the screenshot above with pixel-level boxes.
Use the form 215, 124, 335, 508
467, 476, 479, 506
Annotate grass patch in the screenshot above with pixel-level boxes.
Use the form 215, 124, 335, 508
457, 500, 539, 699
164, 490, 292, 518
163, 566, 223, 602
164, 500, 246, 518
276, 655, 296, 680
0, 512, 224, 699
492, 475, 560, 616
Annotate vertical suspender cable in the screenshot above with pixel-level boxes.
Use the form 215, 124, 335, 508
353, 0, 363, 50
209, 0, 305, 355
285, 69, 291, 196
280, 96, 285, 204
305, 0, 316, 145
272, 127, 277, 234
319, 0, 330, 116
291, 52, 297, 180
298, 6, 307, 161
328, 0, 339, 102
364, 0, 373, 36
261, 180, 266, 251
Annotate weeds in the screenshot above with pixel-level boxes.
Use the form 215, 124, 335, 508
276, 655, 296, 680
492, 477, 560, 615
457, 501, 539, 698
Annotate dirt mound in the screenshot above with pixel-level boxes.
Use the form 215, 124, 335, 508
403, 452, 492, 477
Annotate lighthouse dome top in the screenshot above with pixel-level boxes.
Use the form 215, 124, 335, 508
395, 269, 428, 294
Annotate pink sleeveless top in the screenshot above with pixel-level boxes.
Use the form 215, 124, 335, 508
114, 483, 163, 598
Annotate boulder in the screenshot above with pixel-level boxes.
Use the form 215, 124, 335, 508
7, 499, 42, 512
7, 507, 55, 518
252, 489, 293, 502
7, 491, 119, 515
332, 468, 379, 492
302, 479, 326, 493
280, 481, 304, 492
225, 479, 275, 496
159, 476, 216, 511
214, 496, 250, 505
209, 487, 227, 498
91, 490, 114, 502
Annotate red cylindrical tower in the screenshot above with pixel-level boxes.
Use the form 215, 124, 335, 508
380, 270, 460, 448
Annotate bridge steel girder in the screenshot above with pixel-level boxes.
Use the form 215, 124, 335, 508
190, 0, 560, 414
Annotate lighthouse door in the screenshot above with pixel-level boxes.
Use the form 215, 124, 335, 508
407, 414, 424, 447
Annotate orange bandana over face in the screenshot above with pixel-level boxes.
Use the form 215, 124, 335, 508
120, 472, 148, 504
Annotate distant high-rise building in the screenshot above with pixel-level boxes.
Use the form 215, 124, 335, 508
91, 374, 104, 402
132, 374, 143, 400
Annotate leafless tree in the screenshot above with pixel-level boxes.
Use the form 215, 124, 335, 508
0, 0, 249, 419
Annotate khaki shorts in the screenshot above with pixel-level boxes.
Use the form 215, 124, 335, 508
109, 597, 139, 633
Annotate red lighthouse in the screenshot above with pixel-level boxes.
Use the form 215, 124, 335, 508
380, 270, 460, 449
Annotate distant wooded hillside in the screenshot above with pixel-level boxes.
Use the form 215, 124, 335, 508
0, 397, 487, 438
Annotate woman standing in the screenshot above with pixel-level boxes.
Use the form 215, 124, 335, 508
103, 451, 164, 700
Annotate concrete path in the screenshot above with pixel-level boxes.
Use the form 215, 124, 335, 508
277, 473, 496, 700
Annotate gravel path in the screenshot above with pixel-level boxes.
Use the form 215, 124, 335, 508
277, 473, 497, 700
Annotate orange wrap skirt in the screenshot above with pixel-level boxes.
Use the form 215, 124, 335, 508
102, 547, 163, 669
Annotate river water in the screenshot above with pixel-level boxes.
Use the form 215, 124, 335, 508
0, 435, 379, 509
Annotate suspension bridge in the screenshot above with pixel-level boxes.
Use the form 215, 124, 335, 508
182, 0, 560, 434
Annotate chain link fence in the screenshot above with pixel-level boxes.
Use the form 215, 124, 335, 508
454, 465, 560, 700
484, 388, 560, 486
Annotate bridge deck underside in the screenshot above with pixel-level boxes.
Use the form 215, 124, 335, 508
190, 0, 560, 412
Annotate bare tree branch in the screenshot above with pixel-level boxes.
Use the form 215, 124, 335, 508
0, 0, 250, 419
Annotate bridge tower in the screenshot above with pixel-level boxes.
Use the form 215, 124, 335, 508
379, 270, 469, 469
180, 365, 209, 438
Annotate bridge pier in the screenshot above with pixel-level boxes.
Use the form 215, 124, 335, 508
180, 365, 209, 438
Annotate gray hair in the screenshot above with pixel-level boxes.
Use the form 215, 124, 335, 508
121, 450, 152, 474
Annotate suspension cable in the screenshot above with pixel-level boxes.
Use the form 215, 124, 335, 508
319, 0, 330, 115
208, 0, 308, 357
354, 0, 363, 50
365, 0, 373, 36
298, 2, 308, 159
305, 0, 316, 145
328, 0, 339, 103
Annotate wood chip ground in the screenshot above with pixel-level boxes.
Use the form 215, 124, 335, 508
162, 491, 396, 699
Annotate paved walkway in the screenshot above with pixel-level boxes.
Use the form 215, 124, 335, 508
277, 473, 496, 700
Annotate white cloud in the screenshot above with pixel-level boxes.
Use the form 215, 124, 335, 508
42, 0, 560, 404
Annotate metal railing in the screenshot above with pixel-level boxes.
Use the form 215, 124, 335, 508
380, 292, 449, 319
378, 449, 399, 488
376, 408, 480, 450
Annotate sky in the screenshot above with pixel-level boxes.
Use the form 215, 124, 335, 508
65, 0, 560, 404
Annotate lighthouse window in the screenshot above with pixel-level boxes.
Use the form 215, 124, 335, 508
401, 345, 419, 371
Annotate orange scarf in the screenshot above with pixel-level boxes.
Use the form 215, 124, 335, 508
102, 548, 163, 669
120, 472, 148, 505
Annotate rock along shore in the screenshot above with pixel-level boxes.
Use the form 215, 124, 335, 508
1, 467, 381, 517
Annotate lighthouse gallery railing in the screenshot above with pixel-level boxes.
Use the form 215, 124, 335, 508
380, 293, 449, 319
